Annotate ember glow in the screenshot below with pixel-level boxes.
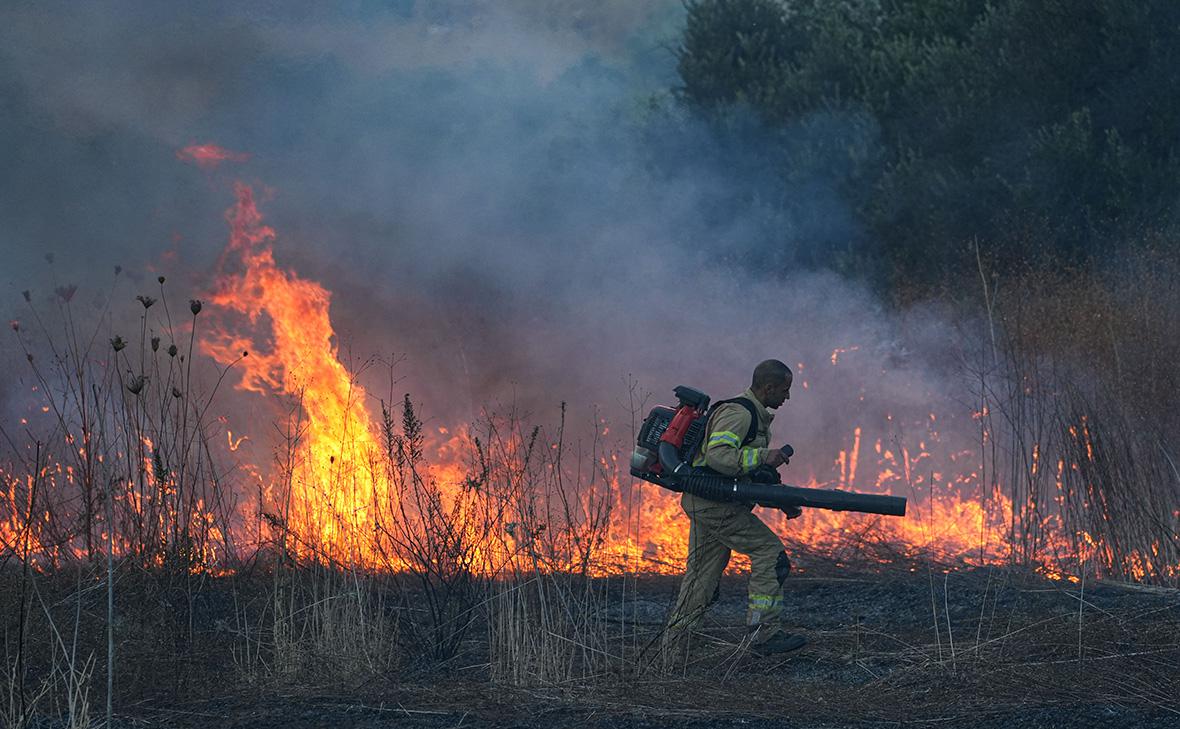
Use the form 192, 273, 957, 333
177, 144, 251, 169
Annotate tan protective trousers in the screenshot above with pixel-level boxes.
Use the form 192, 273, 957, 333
662, 492, 791, 658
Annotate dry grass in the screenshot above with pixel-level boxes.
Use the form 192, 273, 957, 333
968, 247, 1180, 585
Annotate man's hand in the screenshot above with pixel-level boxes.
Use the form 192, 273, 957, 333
764, 448, 789, 468
764, 445, 793, 468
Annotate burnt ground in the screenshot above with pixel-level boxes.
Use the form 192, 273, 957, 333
139, 570, 1180, 727
8, 561, 1179, 729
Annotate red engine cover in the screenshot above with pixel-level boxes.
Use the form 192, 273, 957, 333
660, 404, 704, 449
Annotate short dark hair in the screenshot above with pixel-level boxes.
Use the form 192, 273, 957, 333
752, 359, 793, 389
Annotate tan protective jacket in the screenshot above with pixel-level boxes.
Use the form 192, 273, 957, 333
691, 388, 774, 476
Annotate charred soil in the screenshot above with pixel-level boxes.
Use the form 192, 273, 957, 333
4, 561, 1178, 728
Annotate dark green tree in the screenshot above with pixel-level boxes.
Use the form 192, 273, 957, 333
676, 0, 1180, 288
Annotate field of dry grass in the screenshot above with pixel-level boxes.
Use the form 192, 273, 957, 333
3, 253, 1180, 727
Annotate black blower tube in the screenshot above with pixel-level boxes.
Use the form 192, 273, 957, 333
655, 442, 906, 517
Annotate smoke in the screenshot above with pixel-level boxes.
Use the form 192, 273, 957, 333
0, 1, 971, 491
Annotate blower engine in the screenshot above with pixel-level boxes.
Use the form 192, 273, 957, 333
630, 386, 907, 517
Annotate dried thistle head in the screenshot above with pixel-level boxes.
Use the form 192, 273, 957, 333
157, 276, 166, 284
190, 299, 203, 315
167, 344, 178, 357
136, 295, 156, 309
21, 290, 30, 302
151, 336, 160, 352
9, 320, 18, 332
172, 387, 182, 399
55, 285, 76, 303
110, 335, 127, 352
114, 265, 122, 276
126, 375, 146, 395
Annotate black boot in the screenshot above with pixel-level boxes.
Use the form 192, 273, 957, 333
752, 631, 807, 655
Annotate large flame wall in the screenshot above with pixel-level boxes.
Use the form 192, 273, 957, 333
179, 180, 1110, 579
4, 175, 1175, 584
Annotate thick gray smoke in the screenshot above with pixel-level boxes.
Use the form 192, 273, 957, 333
0, 1, 970, 492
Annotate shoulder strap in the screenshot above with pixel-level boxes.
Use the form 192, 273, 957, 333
709, 397, 759, 447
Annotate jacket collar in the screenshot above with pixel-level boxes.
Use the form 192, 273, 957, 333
741, 388, 774, 424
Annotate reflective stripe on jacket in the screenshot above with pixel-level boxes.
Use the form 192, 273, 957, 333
691, 388, 774, 476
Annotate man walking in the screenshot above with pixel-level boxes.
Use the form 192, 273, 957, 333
662, 359, 805, 659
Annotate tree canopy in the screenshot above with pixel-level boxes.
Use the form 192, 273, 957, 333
676, 0, 1180, 287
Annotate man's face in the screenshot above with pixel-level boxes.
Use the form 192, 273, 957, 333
763, 376, 792, 409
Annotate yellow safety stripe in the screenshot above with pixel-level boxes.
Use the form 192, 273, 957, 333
748, 594, 782, 609
740, 447, 760, 471
707, 430, 741, 447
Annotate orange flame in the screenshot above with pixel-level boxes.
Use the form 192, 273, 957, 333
203, 183, 389, 563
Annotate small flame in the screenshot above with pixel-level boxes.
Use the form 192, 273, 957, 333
177, 143, 250, 170
227, 430, 248, 452
830, 346, 860, 365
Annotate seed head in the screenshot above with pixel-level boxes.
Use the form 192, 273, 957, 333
9, 320, 18, 332
151, 336, 160, 352
26, 353, 33, 363
114, 265, 122, 276
172, 387, 182, 399
110, 335, 127, 352
157, 276, 166, 284
136, 295, 156, 309
168, 344, 178, 357
44, 253, 54, 264
190, 299, 202, 315
55, 285, 76, 303
126, 375, 146, 395
21, 290, 30, 303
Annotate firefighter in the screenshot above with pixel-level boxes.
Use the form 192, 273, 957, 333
662, 359, 806, 659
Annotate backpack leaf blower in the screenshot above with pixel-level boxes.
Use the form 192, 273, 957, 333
630, 386, 907, 517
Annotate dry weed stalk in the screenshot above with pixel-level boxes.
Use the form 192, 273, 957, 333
965, 250, 1180, 585
2, 277, 243, 724
485, 403, 618, 685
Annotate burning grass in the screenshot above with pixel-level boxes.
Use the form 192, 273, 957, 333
7, 183, 1175, 585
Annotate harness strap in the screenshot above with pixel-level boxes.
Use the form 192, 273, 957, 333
710, 397, 759, 447
694, 396, 760, 476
